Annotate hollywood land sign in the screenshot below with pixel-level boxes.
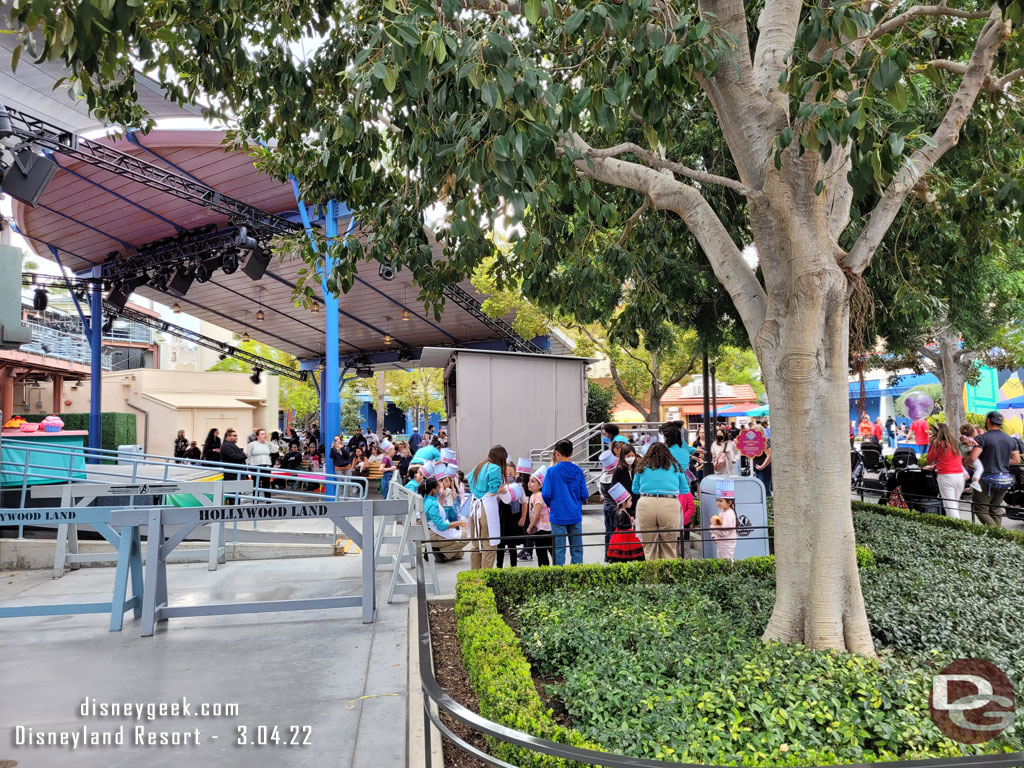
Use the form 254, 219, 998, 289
197, 503, 330, 522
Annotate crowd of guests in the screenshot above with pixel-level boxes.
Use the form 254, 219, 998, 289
407, 421, 745, 570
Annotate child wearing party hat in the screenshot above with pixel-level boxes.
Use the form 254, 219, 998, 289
709, 482, 738, 561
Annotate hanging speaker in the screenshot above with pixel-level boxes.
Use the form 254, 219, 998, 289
167, 266, 195, 296
242, 244, 271, 280
1, 150, 58, 207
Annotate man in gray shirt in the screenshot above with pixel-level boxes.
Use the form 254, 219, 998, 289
968, 411, 1021, 527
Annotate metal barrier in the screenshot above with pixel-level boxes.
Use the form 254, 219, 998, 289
1, 441, 368, 542
111, 498, 404, 636
30, 479, 251, 577
380, 483, 438, 603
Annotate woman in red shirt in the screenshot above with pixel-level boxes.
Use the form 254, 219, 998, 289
925, 422, 967, 520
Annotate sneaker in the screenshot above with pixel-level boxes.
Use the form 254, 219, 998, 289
971, 480, 983, 493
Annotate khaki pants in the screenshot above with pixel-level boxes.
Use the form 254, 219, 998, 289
429, 529, 467, 558
468, 511, 496, 570
637, 496, 680, 561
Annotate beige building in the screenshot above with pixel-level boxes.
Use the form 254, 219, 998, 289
56, 369, 280, 453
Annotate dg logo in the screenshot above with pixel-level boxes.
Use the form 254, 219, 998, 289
929, 658, 1016, 743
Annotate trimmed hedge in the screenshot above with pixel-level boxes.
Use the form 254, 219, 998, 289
852, 499, 1024, 547
455, 548, 875, 766
453, 503, 1023, 766
17, 412, 137, 452
455, 570, 603, 767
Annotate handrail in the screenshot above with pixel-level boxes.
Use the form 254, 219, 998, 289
414, 548, 1024, 768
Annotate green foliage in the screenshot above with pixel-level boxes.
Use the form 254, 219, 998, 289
455, 507, 1024, 765
471, 253, 552, 340
340, 393, 362, 435
284, 381, 320, 427
454, 571, 605, 767
381, 369, 446, 426
586, 380, 614, 424
714, 346, 765, 398
926, 411, 986, 430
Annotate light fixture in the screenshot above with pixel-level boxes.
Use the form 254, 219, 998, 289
172, 302, 181, 313
401, 286, 412, 321
311, 302, 320, 313
383, 316, 393, 345
242, 331, 250, 343
256, 287, 265, 321
33, 287, 48, 311
400, 309, 411, 322
250, 368, 262, 385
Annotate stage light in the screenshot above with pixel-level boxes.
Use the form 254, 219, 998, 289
33, 287, 48, 311
221, 249, 240, 275
102, 315, 115, 335
242, 244, 271, 280
106, 273, 148, 310
378, 262, 397, 281
149, 270, 170, 292
168, 266, 195, 296
1, 149, 57, 207
250, 368, 262, 385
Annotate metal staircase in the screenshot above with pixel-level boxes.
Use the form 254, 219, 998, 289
442, 283, 545, 355
529, 421, 665, 495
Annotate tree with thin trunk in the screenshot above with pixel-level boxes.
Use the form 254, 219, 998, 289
22, 0, 1024, 653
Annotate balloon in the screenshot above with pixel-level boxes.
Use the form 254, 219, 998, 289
903, 391, 934, 421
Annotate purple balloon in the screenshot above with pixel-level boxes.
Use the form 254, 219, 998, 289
903, 391, 934, 421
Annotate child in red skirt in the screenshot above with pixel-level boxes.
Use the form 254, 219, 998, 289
607, 505, 644, 562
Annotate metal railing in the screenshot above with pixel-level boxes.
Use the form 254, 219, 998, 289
19, 321, 115, 369
0, 441, 369, 540
415, 527, 1024, 768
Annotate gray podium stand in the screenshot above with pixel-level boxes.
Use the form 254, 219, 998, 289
697, 475, 770, 561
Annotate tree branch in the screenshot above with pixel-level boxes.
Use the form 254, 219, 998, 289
654, 352, 700, 398
753, 0, 803, 112
927, 59, 1024, 92
586, 142, 758, 196
617, 197, 650, 246
565, 132, 768, 340
872, 6, 992, 39
608, 356, 653, 421
843, 7, 1007, 275
919, 344, 940, 364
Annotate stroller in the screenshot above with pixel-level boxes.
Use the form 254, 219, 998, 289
886, 467, 941, 514
860, 442, 887, 472
890, 446, 919, 471
1005, 466, 1024, 522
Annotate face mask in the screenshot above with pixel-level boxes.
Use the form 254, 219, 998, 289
625, 456, 635, 465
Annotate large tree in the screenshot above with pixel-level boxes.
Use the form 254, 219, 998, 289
18, 0, 1024, 653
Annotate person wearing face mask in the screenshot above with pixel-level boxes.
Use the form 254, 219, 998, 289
609, 445, 640, 517
711, 427, 739, 475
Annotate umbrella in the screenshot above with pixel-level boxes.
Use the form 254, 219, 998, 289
746, 405, 770, 417
998, 396, 1024, 409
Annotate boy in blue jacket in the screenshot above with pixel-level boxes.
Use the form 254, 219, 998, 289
542, 439, 590, 565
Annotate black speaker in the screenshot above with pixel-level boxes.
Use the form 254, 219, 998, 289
242, 245, 271, 280
106, 274, 148, 310
2, 150, 58, 207
167, 266, 195, 297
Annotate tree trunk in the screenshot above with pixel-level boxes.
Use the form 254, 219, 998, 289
936, 330, 968, 431
751, 208, 875, 655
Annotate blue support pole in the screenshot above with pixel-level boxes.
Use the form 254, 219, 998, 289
88, 267, 103, 463
323, 202, 341, 493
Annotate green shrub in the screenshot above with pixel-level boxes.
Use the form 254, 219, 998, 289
453, 503, 1024, 766
454, 570, 603, 767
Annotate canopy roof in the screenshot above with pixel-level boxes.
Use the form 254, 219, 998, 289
12, 128, 519, 363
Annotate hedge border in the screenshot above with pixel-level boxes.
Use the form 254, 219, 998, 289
453, 549, 874, 766
851, 500, 1024, 548
451, 500, 1024, 766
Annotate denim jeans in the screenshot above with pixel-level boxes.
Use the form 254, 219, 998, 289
551, 523, 583, 565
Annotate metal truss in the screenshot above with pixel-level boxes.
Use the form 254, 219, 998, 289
21, 275, 307, 381
442, 283, 546, 354
0, 105, 300, 238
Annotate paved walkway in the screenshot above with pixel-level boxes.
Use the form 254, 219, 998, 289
0, 511, 610, 768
